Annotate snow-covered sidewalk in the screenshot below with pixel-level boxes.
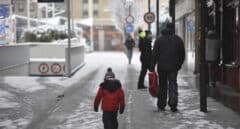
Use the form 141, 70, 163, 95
0, 52, 240, 129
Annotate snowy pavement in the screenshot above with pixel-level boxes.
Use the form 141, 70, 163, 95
0, 51, 240, 129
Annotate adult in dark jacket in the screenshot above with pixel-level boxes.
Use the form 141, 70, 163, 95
151, 23, 185, 112
125, 35, 135, 64
137, 30, 152, 89
94, 68, 125, 129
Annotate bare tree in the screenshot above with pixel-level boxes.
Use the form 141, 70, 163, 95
108, 0, 144, 35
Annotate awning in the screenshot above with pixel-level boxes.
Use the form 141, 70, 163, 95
226, 0, 239, 7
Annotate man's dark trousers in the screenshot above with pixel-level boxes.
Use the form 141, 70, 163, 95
138, 62, 150, 88
102, 111, 118, 129
157, 71, 178, 109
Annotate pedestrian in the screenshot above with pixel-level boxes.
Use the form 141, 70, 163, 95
94, 67, 125, 129
206, 30, 221, 87
150, 23, 185, 112
125, 35, 135, 64
137, 30, 152, 89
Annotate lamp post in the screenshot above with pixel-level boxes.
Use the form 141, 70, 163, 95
148, 0, 151, 30
200, 0, 208, 112
66, 0, 71, 77
156, 0, 159, 36
169, 0, 175, 34
27, 0, 30, 29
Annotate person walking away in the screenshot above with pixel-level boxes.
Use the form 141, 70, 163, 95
137, 30, 153, 89
150, 23, 185, 112
94, 68, 125, 129
125, 35, 135, 64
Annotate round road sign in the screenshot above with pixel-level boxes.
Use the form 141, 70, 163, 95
38, 63, 49, 74
51, 63, 62, 74
144, 12, 155, 24
126, 24, 134, 33
125, 15, 134, 24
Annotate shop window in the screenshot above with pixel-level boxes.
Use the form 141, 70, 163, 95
93, 0, 99, 17
18, 3, 24, 12
222, 5, 238, 64
82, 0, 88, 17
30, 3, 35, 12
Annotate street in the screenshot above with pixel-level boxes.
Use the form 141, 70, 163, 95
0, 51, 240, 129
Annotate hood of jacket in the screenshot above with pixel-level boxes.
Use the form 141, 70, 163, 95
100, 79, 121, 92
161, 28, 174, 36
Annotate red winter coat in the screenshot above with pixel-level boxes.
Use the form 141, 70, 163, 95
94, 79, 125, 112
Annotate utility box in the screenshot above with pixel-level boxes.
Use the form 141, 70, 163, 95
205, 31, 221, 61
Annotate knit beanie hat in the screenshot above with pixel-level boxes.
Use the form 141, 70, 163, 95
104, 67, 115, 80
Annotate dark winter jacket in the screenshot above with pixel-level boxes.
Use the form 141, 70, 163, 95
151, 28, 185, 72
94, 79, 125, 112
125, 38, 135, 50
139, 31, 152, 63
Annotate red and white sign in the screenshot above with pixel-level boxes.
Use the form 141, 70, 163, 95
144, 12, 155, 24
38, 63, 49, 74
51, 63, 62, 74
125, 15, 134, 24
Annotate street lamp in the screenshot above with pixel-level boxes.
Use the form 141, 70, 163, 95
66, 0, 71, 77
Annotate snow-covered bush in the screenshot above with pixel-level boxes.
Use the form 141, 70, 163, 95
23, 25, 75, 42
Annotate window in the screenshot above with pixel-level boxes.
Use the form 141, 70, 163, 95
30, 3, 35, 12
18, 3, 24, 12
82, 0, 88, 17
93, 0, 99, 17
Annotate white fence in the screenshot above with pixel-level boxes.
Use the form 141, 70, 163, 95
0, 39, 85, 76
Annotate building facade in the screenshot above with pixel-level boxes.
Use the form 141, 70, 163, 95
12, 0, 38, 18
72, 0, 123, 51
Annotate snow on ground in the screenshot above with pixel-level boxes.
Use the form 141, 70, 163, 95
0, 90, 31, 129
3, 77, 46, 92
52, 101, 103, 129
0, 90, 19, 109
148, 74, 240, 129
0, 118, 30, 129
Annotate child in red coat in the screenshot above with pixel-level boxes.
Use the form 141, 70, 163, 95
94, 68, 125, 129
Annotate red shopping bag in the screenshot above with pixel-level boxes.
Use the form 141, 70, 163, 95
148, 72, 158, 97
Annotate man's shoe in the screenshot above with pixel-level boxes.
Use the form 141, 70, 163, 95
171, 108, 178, 112
138, 86, 147, 89
158, 107, 165, 111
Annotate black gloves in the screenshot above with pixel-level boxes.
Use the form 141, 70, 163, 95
119, 107, 125, 114
94, 107, 98, 112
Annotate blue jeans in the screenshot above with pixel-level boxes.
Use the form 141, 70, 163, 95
126, 49, 133, 64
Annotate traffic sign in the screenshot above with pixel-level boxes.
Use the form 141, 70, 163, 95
38, 0, 64, 2
51, 63, 62, 74
126, 24, 134, 33
125, 15, 134, 24
144, 12, 155, 24
38, 63, 49, 74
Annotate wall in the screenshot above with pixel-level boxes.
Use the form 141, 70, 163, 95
0, 44, 29, 71
175, 0, 195, 20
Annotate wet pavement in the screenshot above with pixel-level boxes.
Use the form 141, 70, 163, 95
0, 51, 240, 129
